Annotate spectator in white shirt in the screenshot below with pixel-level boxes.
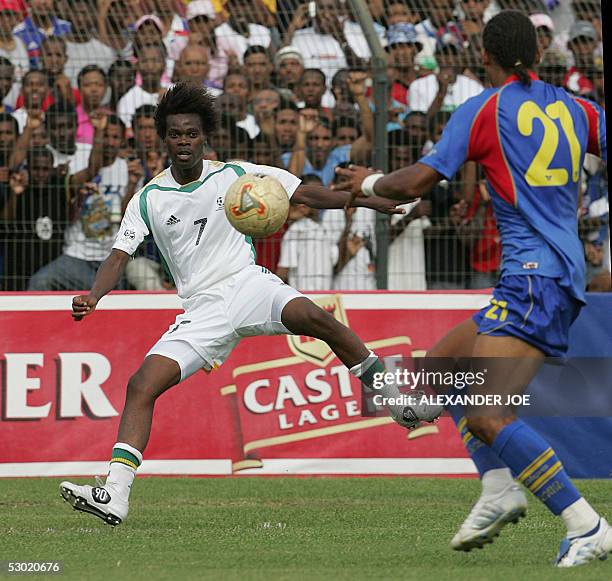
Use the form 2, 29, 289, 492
108, 59, 135, 112
45, 101, 92, 171
286, 0, 366, 84
133, 15, 176, 86
0, 57, 15, 112
277, 176, 338, 291
0, 0, 29, 99
275, 45, 305, 95
11, 69, 48, 133
323, 204, 378, 290
174, 43, 222, 96
141, 0, 189, 63
385, 125, 431, 290
252, 87, 281, 135
186, 0, 227, 89
409, 42, 483, 117
415, 0, 462, 57
63, 0, 117, 87
30, 113, 137, 290
214, 0, 272, 64
243, 45, 274, 99
118, 44, 164, 129
217, 86, 259, 139
297, 68, 328, 111
274, 100, 300, 154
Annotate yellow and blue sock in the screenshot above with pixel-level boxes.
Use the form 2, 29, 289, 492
491, 419, 580, 515
447, 392, 509, 478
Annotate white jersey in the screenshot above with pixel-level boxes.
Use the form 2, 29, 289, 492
114, 160, 301, 301
64, 156, 129, 261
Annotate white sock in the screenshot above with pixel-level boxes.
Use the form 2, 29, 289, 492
104, 442, 143, 500
105, 462, 136, 499
561, 498, 600, 539
481, 468, 515, 496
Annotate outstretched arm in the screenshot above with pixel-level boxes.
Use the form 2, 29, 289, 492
333, 163, 444, 204
72, 249, 130, 321
291, 184, 405, 215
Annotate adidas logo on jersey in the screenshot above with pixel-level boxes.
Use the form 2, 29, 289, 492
166, 215, 181, 226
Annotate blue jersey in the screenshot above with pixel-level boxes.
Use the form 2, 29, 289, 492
420, 74, 607, 303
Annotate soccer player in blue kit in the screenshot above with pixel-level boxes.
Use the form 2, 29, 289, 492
336, 10, 610, 568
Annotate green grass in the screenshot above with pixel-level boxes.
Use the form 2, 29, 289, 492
1, 478, 611, 580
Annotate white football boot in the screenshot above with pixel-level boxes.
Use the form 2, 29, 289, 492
555, 518, 612, 567
451, 483, 528, 551
394, 390, 444, 430
60, 478, 128, 526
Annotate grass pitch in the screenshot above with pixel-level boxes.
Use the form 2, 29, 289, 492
2, 477, 611, 580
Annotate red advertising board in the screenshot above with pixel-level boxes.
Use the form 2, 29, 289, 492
0, 292, 492, 477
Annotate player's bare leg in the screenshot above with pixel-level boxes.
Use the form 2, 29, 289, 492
60, 355, 182, 526
115, 355, 182, 450
280, 297, 443, 429
465, 334, 612, 566
427, 320, 527, 550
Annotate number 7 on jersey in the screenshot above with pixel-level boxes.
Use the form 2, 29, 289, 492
194, 218, 207, 246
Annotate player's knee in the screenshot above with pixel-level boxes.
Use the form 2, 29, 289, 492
465, 417, 497, 446
126, 372, 155, 401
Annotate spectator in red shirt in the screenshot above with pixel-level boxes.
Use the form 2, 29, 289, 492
385, 24, 422, 107
564, 20, 597, 97
452, 183, 501, 289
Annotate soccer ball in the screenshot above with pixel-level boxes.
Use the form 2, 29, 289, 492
225, 173, 290, 238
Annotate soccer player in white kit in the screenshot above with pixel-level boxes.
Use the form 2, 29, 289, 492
60, 83, 442, 526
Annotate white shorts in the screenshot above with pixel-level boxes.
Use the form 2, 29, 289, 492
147, 265, 303, 380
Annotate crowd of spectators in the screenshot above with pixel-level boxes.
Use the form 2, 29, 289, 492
0, 0, 608, 292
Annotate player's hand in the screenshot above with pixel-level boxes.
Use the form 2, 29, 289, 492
147, 150, 166, 176
9, 170, 28, 195
298, 108, 318, 134
26, 108, 44, 131
449, 199, 468, 226
362, 195, 406, 215
288, 3, 309, 31
55, 74, 73, 101
258, 110, 276, 136
332, 164, 378, 208
437, 68, 454, 91
346, 233, 364, 257
72, 294, 98, 321
127, 155, 144, 185
90, 109, 108, 133
347, 71, 368, 99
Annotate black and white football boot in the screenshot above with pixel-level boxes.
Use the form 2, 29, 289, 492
60, 477, 128, 527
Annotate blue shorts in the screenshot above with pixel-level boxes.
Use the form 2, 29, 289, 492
472, 275, 582, 357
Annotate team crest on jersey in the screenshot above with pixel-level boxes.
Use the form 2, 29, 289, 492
229, 183, 267, 221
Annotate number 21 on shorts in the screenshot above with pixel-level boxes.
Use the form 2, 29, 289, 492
485, 299, 508, 322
